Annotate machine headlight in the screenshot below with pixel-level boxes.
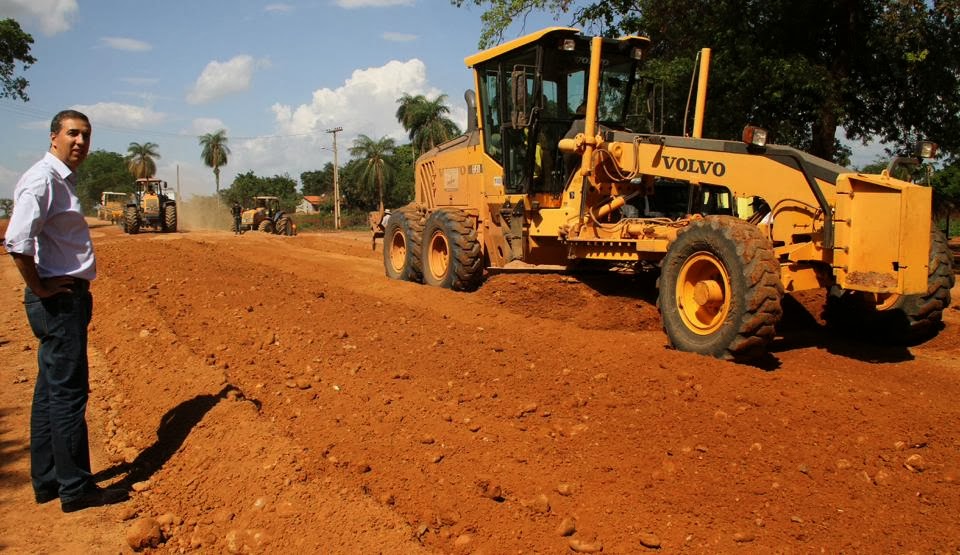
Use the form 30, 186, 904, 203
742, 125, 768, 147
916, 140, 938, 159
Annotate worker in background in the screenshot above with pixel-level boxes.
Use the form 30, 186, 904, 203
3, 110, 129, 513
231, 201, 243, 235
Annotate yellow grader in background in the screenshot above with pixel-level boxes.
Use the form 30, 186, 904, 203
382, 27, 953, 361
98, 191, 126, 223
237, 196, 296, 235
123, 178, 178, 234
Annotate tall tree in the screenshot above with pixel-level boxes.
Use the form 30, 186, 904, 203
125, 142, 160, 179
452, 0, 960, 163
199, 129, 231, 195
395, 93, 461, 157
0, 18, 35, 101
349, 134, 396, 212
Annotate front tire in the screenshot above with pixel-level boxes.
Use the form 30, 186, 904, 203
658, 216, 783, 361
124, 206, 140, 235
163, 204, 177, 232
422, 209, 484, 291
258, 219, 275, 233
824, 225, 954, 344
383, 207, 423, 282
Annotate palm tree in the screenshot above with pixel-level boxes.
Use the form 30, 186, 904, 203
349, 134, 396, 212
199, 129, 231, 195
395, 93, 460, 158
126, 142, 160, 179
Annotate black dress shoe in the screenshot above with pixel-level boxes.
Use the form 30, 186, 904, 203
61, 485, 129, 513
35, 488, 59, 504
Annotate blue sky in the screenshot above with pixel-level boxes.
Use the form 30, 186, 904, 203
0, 0, 884, 201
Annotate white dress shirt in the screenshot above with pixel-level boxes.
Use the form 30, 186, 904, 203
4, 152, 96, 281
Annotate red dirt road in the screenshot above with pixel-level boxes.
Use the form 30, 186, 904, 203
1, 219, 959, 554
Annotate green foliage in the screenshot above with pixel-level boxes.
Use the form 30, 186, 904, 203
76, 150, 134, 213
389, 143, 416, 207
199, 130, 231, 193
0, 198, 12, 218
292, 206, 371, 232
301, 165, 334, 196
348, 134, 397, 211
125, 141, 160, 179
222, 171, 299, 211
451, 0, 573, 50
396, 93, 462, 156
932, 161, 960, 219
297, 140, 415, 220
0, 18, 35, 101
452, 0, 960, 163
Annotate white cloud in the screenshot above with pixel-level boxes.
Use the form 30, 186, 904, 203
0, 0, 77, 35
186, 118, 228, 136
272, 58, 437, 138
239, 58, 466, 181
71, 102, 165, 129
186, 55, 271, 105
335, 0, 414, 8
100, 37, 152, 52
382, 32, 417, 42
264, 3, 293, 13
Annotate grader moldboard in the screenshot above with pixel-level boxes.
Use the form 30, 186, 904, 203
123, 178, 177, 234
382, 27, 953, 362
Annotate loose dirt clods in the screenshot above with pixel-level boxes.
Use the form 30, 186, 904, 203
1, 222, 959, 553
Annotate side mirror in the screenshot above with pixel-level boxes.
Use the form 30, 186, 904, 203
511, 68, 529, 128
464, 89, 478, 133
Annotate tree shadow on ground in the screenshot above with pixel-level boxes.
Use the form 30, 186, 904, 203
93, 385, 257, 488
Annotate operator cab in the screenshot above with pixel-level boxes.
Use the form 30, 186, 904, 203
471, 28, 653, 203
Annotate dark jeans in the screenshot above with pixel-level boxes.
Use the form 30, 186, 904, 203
24, 282, 93, 501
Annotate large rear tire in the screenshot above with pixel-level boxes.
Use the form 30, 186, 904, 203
422, 208, 484, 291
383, 207, 423, 282
277, 216, 294, 236
124, 206, 140, 235
163, 204, 177, 232
824, 225, 954, 344
658, 216, 783, 361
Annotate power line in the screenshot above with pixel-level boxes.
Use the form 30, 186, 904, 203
0, 99, 334, 142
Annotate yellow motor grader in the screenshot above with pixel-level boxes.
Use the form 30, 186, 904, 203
382, 27, 953, 361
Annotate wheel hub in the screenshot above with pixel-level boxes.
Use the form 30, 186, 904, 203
389, 232, 406, 272
676, 252, 732, 335
428, 232, 450, 281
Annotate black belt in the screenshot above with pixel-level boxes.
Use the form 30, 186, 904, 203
53, 276, 90, 292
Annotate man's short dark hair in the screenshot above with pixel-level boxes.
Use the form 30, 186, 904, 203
50, 110, 90, 134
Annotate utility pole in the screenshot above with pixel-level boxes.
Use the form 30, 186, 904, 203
326, 126, 343, 230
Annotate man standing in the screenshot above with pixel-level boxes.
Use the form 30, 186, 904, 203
3, 110, 128, 513
231, 201, 243, 235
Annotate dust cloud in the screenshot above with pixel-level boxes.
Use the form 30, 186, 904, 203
178, 196, 231, 231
